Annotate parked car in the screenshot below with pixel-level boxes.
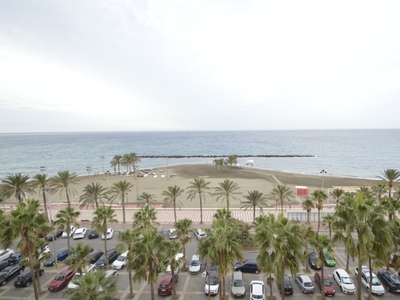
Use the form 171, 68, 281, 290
234, 260, 260, 274
168, 228, 178, 239
166, 253, 184, 273
73, 227, 87, 239
249, 280, 265, 300
314, 271, 335, 296
295, 273, 315, 294
157, 273, 179, 296
44, 229, 63, 241
101, 228, 114, 240
323, 249, 336, 267
333, 268, 356, 294
14, 268, 44, 287
8, 252, 23, 265
48, 268, 76, 292
95, 249, 119, 268
309, 251, 321, 270
231, 270, 246, 298
38, 245, 51, 260
277, 275, 293, 295
355, 266, 385, 296
195, 228, 207, 240
0, 261, 9, 272
205, 270, 219, 296
0, 249, 14, 262
88, 228, 99, 239
97, 269, 118, 292
189, 255, 201, 274
84, 249, 104, 264
44, 248, 69, 267
112, 251, 128, 270
62, 226, 76, 238
0, 264, 25, 285
67, 264, 96, 290
377, 269, 400, 293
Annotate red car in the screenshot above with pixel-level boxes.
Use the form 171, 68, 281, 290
157, 273, 179, 296
48, 268, 76, 292
314, 271, 335, 296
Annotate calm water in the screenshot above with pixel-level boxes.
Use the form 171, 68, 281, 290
0, 129, 399, 180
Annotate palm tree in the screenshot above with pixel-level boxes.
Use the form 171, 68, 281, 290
66, 242, 93, 275
322, 214, 335, 239
132, 205, 160, 231
49, 170, 79, 207
109, 180, 134, 224
186, 177, 211, 224
164, 240, 183, 300
227, 154, 238, 167
131, 228, 168, 300
311, 190, 328, 234
377, 168, 400, 198
32, 239, 52, 293
0, 173, 34, 202
330, 188, 345, 206
162, 185, 184, 224
79, 182, 108, 210
121, 153, 135, 173
64, 269, 118, 300
309, 233, 332, 300
137, 192, 157, 207
174, 218, 194, 270
254, 213, 303, 300
92, 206, 118, 269
213, 179, 240, 212
0, 199, 48, 300
302, 198, 314, 223
240, 190, 268, 222
110, 155, 123, 174
54, 206, 80, 250
116, 229, 142, 298
300, 224, 315, 273
31, 173, 50, 220
380, 196, 400, 220
372, 182, 388, 201
270, 184, 294, 213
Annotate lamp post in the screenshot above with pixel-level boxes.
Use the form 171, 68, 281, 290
86, 166, 92, 183
40, 166, 46, 174
47, 200, 58, 269
320, 170, 327, 189
100, 156, 105, 179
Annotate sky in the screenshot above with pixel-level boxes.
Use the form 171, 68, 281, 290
0, 0, 400, 133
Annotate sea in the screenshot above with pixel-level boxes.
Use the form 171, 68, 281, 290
1, 129, 399, 181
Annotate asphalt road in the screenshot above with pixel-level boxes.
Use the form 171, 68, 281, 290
0, 227, 398, 300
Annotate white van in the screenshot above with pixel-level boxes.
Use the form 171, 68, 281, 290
67, 264, 96, 290
189, 255, 201, 274
112, 250, 129, 270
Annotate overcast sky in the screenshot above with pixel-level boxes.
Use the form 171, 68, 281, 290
0, 1, 399, 133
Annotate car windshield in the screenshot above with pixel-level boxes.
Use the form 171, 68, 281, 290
116, 255, 125, 262
304, 282, 314, 287
233, 279, 243, 287
371, 277, 381, 286
207, 276, 219, 285
191, 260, 200, 266
325, 253, 332, 260
252, 294, 263, 299
160, 284, 169, 288
342, 277, 353, 284
324, 279, 333, 286
54, 274, 65, 281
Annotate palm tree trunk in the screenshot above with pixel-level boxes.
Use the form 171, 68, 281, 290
67, 234, 70, 251
346, 253, 350, 272
42, 189, 49, 221
150, 280, 155, 300
226, 195, 230, 212
36, 269, 42, 294
368, 258, 373, 299
128, 269, 133, 298
269, 274, 274, 299
253, 206, 256, 222
307, 210, 310, 223
65, 189, 71, 207
173, 201, 177, 224
321, 263, 326, 300
317, 209, 321, 234
280, 274, 286, 300
199, 194, 203, 224
356, 247, 362, 300
281, 199, 284, 214
29, 256, 39, 300
104, 232, 108, 269
122, 194, 126, 224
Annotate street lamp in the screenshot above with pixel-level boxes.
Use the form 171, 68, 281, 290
100, 156, 105, 179
40, 166, 46, 174
86, 166, 92, 183
320, 170, 327, 189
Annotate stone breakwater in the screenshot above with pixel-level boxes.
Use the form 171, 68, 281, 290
137, 155, 315, 158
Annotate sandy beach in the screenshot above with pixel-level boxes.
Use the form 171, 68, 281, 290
44, 164, 381, 209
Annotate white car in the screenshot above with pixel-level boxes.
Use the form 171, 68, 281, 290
0, 249, 14, 262
166, 253, 184, 274
62, 226, 76, 238
189, 255, 201, 274
102, 228, 114, 240
112, 251, 128, 270
98, 269, 118, 292
205, 270, 219, 295
195, 228, 207, 240
355, 266, 385, 296
168, 228, 178, 239
38, 245, 51, 260
250, 280, 265, 300
73, 228, 87, 239
68, 264, 96, 290
333, 268, 356, 294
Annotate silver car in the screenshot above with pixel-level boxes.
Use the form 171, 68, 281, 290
295, 273, 315, 293
231, 271, 245, 297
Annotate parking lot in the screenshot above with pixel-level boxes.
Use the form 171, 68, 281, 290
0, 227, 398, 300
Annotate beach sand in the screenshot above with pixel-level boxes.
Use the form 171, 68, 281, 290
47, 164, 381, 209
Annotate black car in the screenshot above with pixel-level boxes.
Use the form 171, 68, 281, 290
234, 260, 260, 274
95, 249, 119, 268
377, 270, 400, 293
45, 229, 63, 241
85, 249, 104, 264
88, 229, 99, 239
309, 252, 321, 270
277, 275, 294, 295
14, 268, 44, 287
0, 264, 25, 285
8, 252, 23, 265
0, 261, 9, 272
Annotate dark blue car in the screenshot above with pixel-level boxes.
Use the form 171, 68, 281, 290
8, 252, 23, 265
43, 248, 68, 267
234, 260, 260, 273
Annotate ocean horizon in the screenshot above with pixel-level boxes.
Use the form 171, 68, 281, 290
1, 129, 399, 181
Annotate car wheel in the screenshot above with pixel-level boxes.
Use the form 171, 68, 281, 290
255, 270, 259, 274
40, 270, 44, 276
341, 286, 344, 293
19, 269, 23, 274
1, 280, 6, 286
54, 236, 57, 240
26, 281, 30, 287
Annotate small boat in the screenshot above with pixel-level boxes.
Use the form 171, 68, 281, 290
245, 159, 254, 167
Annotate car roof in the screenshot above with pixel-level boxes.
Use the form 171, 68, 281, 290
251, 280, 264, 293
335, 268, 350, 276
297, 274, 311, 282
161, 274, 173, 283
75, 228, 86, 232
